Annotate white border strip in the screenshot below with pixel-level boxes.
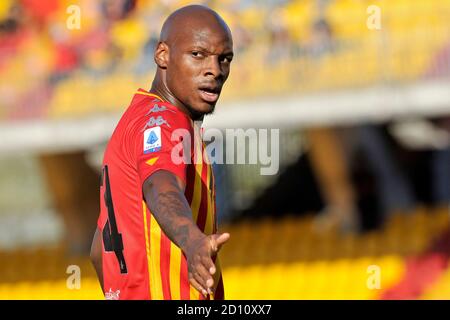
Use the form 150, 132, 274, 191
0, 80, 449, 154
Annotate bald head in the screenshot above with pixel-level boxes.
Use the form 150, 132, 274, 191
160, 5, 232, 45
151, 5, 234, 120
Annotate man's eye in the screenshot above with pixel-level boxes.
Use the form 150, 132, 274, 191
220, 56, 232, 63
192, 51, 202, 57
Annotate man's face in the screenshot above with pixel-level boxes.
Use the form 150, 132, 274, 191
165, 24, 234, 117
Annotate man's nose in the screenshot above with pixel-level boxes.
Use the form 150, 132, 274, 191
204, 56, 222, 79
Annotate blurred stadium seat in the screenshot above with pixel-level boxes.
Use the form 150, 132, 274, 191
1, 0, 449, 119
0, 206, 448, 299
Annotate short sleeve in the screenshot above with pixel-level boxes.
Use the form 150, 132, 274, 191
128, 106, 192, 186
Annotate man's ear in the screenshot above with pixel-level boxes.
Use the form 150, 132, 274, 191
154, 42, 169, 69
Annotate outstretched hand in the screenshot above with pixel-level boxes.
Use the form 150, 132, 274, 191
186, 232, 230, 297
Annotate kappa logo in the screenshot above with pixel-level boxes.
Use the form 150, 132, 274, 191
142, 116, 171, 131
145, 104, 175, 116
105, 288, 120, 300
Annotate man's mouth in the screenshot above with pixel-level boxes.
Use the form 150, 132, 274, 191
199, 87, 220, 103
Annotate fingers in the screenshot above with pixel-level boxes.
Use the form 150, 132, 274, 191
192, 268, 212, 296
186, 233, 230, 298
196, 262, 214, 294
189, 273, 208, 297
210, 232, 230, 252
201, 253, 216, 275
193, 272, 209, 296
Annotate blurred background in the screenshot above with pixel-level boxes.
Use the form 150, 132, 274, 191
0, 0, 450, 299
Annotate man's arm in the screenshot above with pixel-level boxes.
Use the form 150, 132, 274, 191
143, 169, 229, 296
90, 227, 104, 293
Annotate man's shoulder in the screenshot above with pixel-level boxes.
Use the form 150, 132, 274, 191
127, 89, 191, 132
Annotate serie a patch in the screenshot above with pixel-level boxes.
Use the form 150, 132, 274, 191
143, 126, 162, 154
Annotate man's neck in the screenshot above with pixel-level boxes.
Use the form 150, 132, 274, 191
149, 76, 204, 122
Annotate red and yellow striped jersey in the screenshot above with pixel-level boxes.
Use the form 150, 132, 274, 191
97, 88, 223, 300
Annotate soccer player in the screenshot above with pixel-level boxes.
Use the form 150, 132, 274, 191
89, 5, 234, 300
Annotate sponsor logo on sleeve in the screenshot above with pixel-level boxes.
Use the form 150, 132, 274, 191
142, 116, 171, 131
145, 104, 176, 116
144, 126, 162, 154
